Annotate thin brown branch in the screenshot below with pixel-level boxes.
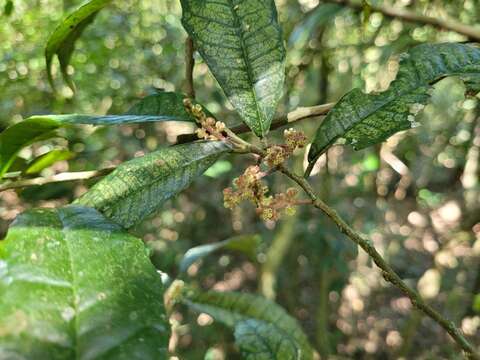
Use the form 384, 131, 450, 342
0, 167, 115, 192
326, 0, 480, 42
185, 36, 196, 99
176, 102, 335, 144
278, 165, 480, 359
0, 103, 334, 192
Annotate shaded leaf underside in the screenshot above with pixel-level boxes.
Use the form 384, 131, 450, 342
181, 0, 286, 137
0, 206, 169, 360
309, 43, 480, 162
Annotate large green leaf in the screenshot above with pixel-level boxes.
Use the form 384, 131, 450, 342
0, 92, 198, 179
182, 289, 313, 359
76, 141, 231, 228
180, 0, 286, 137
308, 43, 480, 163
0, 205, 169, 359
46, 0, 112, 90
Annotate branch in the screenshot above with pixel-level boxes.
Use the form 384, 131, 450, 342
176, 102, 335, 144
278, 165, 480, 359
185, 36, 196, 99
0, 167, 115, 192
326, 0, 480, 42
0, 103, 335, 192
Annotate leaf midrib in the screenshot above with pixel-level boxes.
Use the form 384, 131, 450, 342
226, 0, 266, 136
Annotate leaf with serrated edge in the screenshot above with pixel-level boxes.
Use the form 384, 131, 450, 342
76, 141, 231, 228
181, 0, 286, 137
45, 0, 112, 90
0, 205, 169, 359
308, 43, 480, 163
183, 290, 313, 359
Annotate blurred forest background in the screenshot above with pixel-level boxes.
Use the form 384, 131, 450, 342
1, 0, 480, 358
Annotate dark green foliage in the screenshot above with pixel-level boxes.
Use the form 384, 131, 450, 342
308, 43, 480, 163
180, 0, 286, 137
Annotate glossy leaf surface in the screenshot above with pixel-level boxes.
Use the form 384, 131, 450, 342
0, 206, 169, 359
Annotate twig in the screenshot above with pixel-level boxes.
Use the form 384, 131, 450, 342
326, 0, 480, 42
278, 165, 480, 359
185, 36, 196, 99
0, 103, 335, 192
176, 102, 335, 144
0, 168, 115, 192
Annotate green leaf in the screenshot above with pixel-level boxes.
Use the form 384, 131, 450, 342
0, 92, 200, 178
76, 141, 231, 228
4, 0, 13, 16
235, 319, 301, 359
0, 117, 62, 179
0, 205, 169, 359
179, 234, 261, 273
182, 290, 313, 359
30, 93, 200, 126
45, 0, 112, 90
180, 0, 286, 137
308, 43, 480, 163
24, 149, 75, 175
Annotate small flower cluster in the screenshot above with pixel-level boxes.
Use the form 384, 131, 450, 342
183, 98, 226, 141
223, 165, 300, 221
264, 128, 307, 167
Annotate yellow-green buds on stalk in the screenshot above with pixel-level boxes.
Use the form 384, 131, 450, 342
183, 98, 227, 141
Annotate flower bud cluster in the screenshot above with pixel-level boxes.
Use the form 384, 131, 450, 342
183, 98, 226, 141
223, 165, 300, 221
264, 128, 307, 167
